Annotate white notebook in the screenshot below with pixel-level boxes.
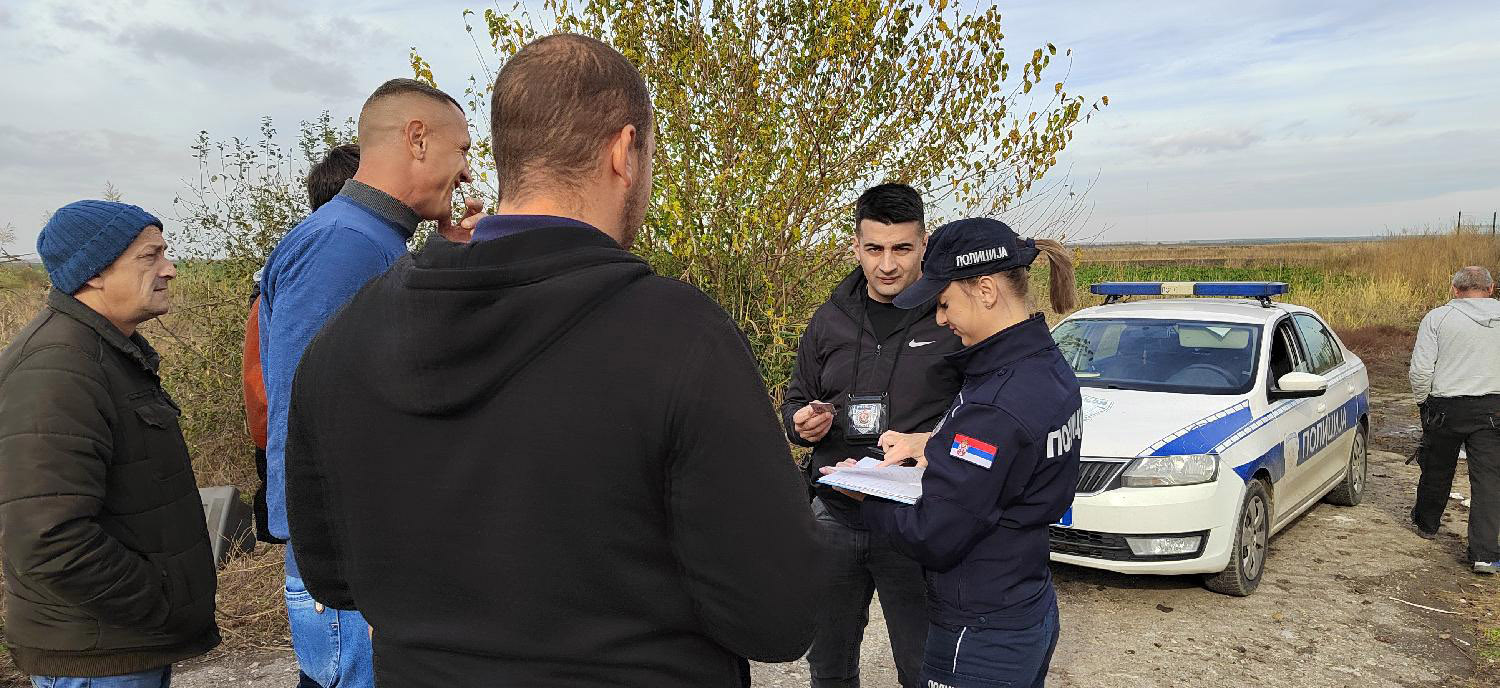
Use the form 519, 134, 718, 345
815, 457, 924, 505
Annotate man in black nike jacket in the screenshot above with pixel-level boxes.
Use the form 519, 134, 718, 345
284, 34, 819, 687
781, 183, 963, 688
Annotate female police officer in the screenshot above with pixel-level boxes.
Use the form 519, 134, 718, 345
823, 217, 1081, 688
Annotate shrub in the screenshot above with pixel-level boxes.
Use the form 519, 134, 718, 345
428, 0, 1105, 393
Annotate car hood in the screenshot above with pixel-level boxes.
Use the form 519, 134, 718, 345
1078, 387, 1254, 458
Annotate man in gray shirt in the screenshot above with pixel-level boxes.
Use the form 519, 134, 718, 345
1409, 266, 1500, 573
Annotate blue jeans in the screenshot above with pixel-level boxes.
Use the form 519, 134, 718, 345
286, 573, 373, 688
808, 498, 929, 688
31, 667, 170, 687
920, 601, 1060, 688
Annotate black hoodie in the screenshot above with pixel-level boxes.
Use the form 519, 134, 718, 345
285, 223, 820, 687
781, 268, 964, 526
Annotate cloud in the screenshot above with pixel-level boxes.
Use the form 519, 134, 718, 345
127, 24, 263, 66
1348, 104, 1415, 127
49, 3, 114, 36
53, 5, 364, 99
7, 0, 1497, 249
271, 54, 364, 96
197, 0, 303, 17
0, 125, 178, 174
1141, 128, 1264, 157
1269, 24, 1338, 44
121, 24, 360, 97
0, 125, 186, 235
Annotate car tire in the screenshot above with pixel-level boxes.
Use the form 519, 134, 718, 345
1323, 423, 1367, 506
1203, 479, 1271, 597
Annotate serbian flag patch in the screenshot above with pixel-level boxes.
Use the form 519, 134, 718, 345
950, 434, 997, 469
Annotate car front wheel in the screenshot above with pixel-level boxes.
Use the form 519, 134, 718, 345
1204, 479, 1271, 597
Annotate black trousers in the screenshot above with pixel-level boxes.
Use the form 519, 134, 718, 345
808, 498, 928, 688
1413, 394, 1500, 563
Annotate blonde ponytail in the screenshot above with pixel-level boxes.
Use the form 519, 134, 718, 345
1035, 239, 1077, 313
991, 238, 1077, 313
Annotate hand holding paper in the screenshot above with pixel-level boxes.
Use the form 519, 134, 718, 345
819, 459, 863, 501
817, 457, 924, 504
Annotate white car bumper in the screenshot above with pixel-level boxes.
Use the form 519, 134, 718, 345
1050, 474, 1244, 575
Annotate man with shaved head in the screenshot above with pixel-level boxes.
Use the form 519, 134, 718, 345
286, 34, 820, 686
258, 78, 480, 687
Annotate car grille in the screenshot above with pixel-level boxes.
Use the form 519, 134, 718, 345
1049, 527, 1136, 560
1077, 460, 1128, 494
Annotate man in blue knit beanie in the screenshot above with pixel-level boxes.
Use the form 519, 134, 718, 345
0, 200, 221, 686
35, 201, 176, 328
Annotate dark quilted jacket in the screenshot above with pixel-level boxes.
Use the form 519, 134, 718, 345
0, 290, 219, 677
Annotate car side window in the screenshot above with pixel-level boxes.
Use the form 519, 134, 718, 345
1292, 314, 1342, 374
1267, 318, 1309, 388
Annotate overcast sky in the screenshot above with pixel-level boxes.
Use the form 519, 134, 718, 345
2, 0, 1497, 254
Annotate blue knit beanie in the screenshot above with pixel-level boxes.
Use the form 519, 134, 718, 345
37, 200, 162, 294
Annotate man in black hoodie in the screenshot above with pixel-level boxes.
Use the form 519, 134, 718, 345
782, 184, 963, 688
284, 33, 819, 687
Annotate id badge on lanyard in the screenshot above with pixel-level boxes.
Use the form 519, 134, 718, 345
841, 300, 910, 445
843, 391, 890, 444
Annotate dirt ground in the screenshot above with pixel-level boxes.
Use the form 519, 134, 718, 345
158, 337, 1500, 687
173, 414, 1498, 687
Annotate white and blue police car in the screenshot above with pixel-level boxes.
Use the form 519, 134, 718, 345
1049, 282, 1369, 596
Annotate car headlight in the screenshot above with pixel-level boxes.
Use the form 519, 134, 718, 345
1121, 454, 1219, 487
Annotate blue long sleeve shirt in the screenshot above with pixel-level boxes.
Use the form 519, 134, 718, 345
259, 180, 419, 575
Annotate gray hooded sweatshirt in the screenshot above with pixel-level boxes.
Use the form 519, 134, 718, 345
1410, 297, 1500, 403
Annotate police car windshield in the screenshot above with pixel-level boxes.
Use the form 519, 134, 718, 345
1052, 319, 1262, 395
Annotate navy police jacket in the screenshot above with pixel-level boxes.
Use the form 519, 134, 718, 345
863, 313, 1081, 630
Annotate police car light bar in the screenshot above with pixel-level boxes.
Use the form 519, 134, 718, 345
1090, 282, 1289, 307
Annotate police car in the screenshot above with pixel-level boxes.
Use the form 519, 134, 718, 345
1048, 282, 1369, 596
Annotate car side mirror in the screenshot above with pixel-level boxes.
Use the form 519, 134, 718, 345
1270, 371, 1328, 400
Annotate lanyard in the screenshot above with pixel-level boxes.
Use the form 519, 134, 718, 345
850, 297, 917, 396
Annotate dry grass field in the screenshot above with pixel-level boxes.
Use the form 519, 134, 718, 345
0, 230, 1496, 684
1071, 232, 1500, 330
